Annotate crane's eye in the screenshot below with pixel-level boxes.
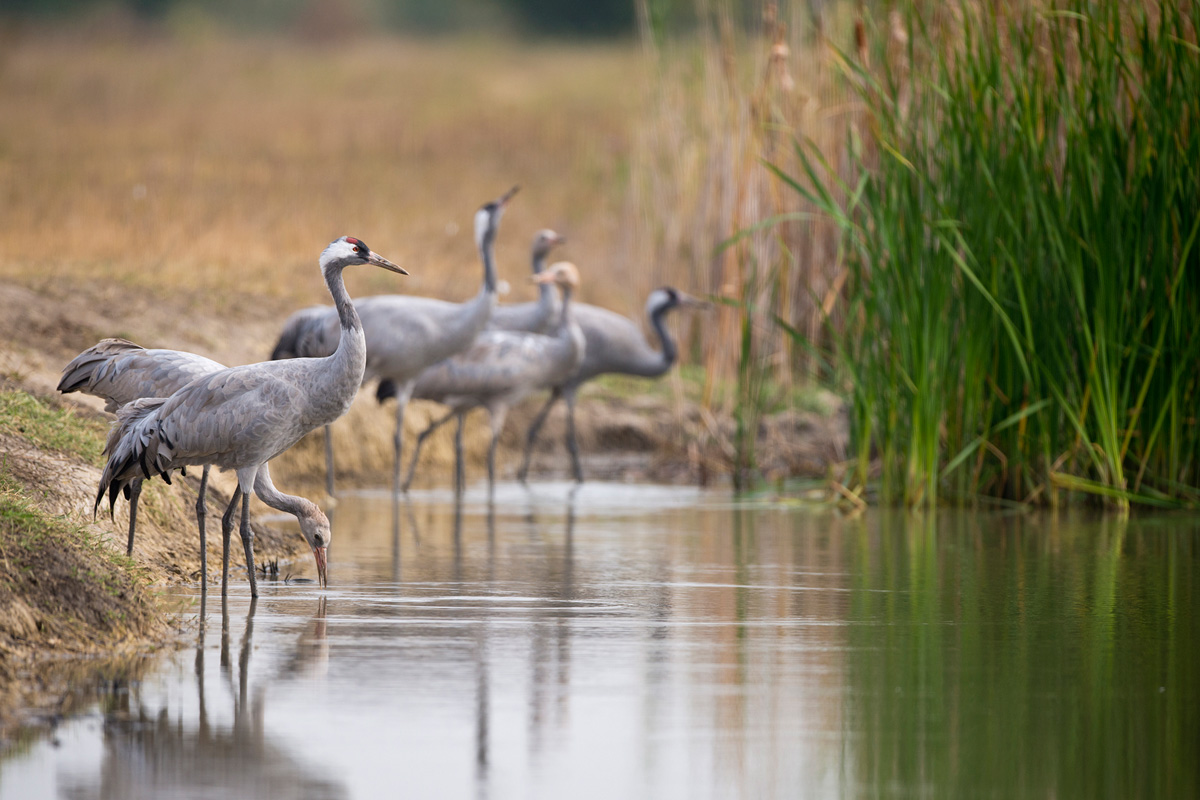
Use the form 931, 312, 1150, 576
352, 245, 361, 253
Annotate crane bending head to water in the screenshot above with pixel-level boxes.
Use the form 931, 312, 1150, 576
96, 236, 406, 597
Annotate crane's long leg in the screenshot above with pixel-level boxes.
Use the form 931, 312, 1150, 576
220, 487, 242, 598
454, 414, 466, 496
239, 488, 259, 598
391, 382, 415, 497
324, 423, 336, 499
196, 465, 211, 594
564, 388, 583, 483
401, 408, 458, 492
486, 405, 511, 496
517, 388, 562, 484
125, 478, 142, 556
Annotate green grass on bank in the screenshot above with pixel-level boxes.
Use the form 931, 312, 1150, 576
0, 391, 107, 464
0, 391, 154, 670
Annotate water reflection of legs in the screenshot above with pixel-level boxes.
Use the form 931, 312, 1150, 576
452, 490, 464, 583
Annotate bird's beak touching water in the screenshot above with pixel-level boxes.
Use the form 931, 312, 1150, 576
368, 251, 408, 275
314, 546, 329, 588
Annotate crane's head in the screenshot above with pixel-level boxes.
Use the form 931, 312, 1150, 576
320, 236, 407, 275
531, 229, 566, 262
474, 185, 520, 251
532, 260, 580, 289
647, 287, 709, 317
298, 508, 332, 589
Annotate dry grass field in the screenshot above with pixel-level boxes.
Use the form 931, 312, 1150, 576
0, 30, 650, 311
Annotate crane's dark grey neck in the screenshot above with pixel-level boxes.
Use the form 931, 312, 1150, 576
481, 229, 498, 294
649, 303, 678, 371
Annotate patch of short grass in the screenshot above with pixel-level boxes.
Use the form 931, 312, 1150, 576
0, 391, 107, 465
0, 466, 152, 645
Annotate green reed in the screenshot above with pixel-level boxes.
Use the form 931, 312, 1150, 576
779, 0, 1199, 508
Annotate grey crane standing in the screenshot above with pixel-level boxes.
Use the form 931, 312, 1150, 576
96, 236, 406, 597
59, 338, 224, 558
402, 261, 586, 493
515, 287, 707, 483
270, 187, 518, 496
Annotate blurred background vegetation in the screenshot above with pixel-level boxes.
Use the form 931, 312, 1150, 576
1, 0, 1196, 508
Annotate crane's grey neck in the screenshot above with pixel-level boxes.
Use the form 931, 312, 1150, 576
324, 261, 360, 334
649, 303, 678, 369
553, 285, 574, 334
532, 247, 554, 306
254, 468, 324, 524
480, 225, 499, 295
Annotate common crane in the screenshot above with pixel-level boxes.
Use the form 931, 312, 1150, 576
96, 236, 405, 597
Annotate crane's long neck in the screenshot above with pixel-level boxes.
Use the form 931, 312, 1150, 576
320, 262, 367, 399
533, 249, 555, 310
254, 467, 324, 526
647, 305, 678, 374
481, 227, 499, 295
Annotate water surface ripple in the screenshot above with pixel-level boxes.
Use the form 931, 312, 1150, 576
3, 482, 1196, 799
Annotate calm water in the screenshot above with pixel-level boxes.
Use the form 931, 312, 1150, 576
2, 482, 1197, 799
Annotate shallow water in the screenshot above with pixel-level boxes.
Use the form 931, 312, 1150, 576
3, 482, 1197, 799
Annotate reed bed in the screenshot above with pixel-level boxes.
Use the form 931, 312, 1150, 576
626, 0, 861, 485
782, 0, 1199, 508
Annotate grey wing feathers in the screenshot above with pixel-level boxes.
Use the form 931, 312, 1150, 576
59, 338, 227, 413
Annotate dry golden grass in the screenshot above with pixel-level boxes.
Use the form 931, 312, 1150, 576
0, 30, 649, 313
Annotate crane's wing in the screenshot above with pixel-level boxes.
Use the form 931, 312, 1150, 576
60, 338, 226, 412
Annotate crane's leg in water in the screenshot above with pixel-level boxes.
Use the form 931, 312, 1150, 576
237, 474, 259, 598
517, 388, 561, 483
220, 487, 242, 598
454, 414, 465, 495
487, 406, 510, 496
565, 388, 583, 483
402, 407, 458, 492
196, 465, 211, 594
324, 424, 336, 499
391, 382, 415, 497
125, 478, 142, 556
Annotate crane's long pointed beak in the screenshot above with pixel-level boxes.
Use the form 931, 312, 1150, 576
681, 292, 712, 310
314, 546, 329, 589
499, 185, 520, 206
368, 252, 408, 275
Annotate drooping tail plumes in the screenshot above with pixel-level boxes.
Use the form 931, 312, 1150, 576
95, 396, 171, 517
